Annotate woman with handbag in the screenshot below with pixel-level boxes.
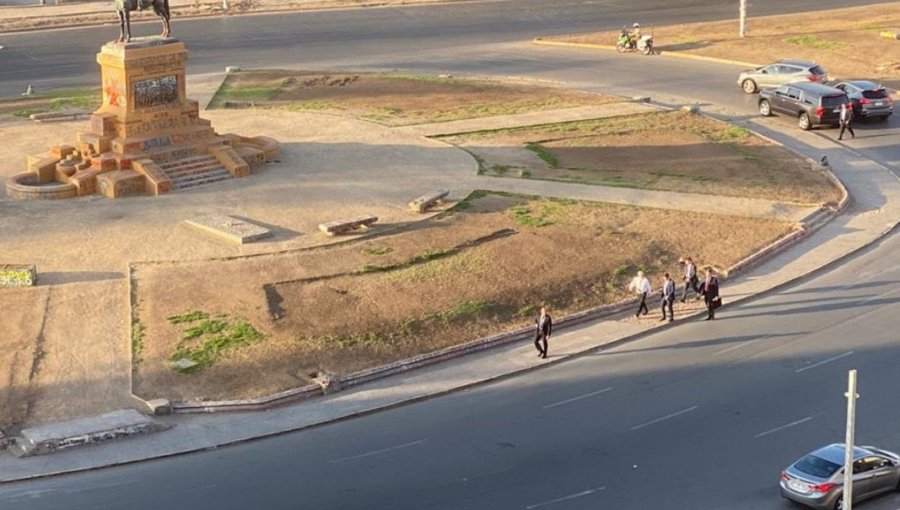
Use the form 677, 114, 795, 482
699, 267, 720, 321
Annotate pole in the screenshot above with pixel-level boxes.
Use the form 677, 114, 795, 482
843, 369, 858, 510
739, 0, 747, 37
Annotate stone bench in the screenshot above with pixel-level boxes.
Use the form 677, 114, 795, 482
318, 214, 378, 236
408, 188, 449, 213
29, 109, 89, 123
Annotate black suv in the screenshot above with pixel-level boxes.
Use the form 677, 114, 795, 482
758, 82, 850, 130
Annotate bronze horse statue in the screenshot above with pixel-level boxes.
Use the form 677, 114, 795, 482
115, 0, 171, 43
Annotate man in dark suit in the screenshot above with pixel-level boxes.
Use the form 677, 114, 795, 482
660, 272, 676, 322
699, 268, 720, 320
534, 306, 552, 359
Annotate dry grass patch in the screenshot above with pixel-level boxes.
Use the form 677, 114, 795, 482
0, 88, 100, 123
441, 110, 841, 205
546, 3, 900, 87
132, 191, 793, 402
208, 70, 621, 125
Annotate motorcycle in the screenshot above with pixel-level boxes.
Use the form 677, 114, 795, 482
616, 27, 654, 55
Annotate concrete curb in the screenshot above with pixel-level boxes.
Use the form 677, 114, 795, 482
532, 38, 761, 69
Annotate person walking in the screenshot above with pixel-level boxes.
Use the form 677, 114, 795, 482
660, 272, 676, 322
534, 306, 552, 359
628, 270, 652, 318
698, 267, 720, 320
680, 256, 700, 302
838, 102, 855, 141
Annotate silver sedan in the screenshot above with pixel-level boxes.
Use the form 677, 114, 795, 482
780, 443, 900, 510
737, 59, 828, 94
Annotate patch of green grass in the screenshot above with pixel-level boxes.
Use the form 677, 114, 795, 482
516, 304, 537, 317
524, 142, 559, 168
490, 164, 513, 175
10, 88, 100, 118
509, 200, 570, 228
414, 248, 452, 263
784, 35, 844, 50
167, 310, 209, 324
717, 125, 751, 140
362, 246, 393, 256
208, 74, 284, 108
131, 320, 145, 366
436, 299, 495, 322
167, 312, 265, 373
360, 263, 392, 273
283, 100, 333, 111
323, 331, 386, 348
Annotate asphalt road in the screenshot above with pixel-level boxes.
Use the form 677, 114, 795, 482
2, 230, 899, 510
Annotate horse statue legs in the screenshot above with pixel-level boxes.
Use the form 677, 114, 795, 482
115, 0, 171, 43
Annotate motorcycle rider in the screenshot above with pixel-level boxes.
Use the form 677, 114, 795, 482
628, 22, 641, 49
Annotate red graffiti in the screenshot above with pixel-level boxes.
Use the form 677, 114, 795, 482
104, 78, 124, 107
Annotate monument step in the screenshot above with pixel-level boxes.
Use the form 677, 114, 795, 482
159, 154, 217, 170
171, 169, 233, 190
165, 161, 227, 179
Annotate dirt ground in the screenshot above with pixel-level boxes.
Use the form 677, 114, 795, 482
133, 192, 793, 402
210, 70, 621, 125
549, 3, 900, 88
441, 110, 842, 205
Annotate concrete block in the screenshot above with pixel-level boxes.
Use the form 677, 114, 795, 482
880, 29, 900, 40
313, 373, 343, 395
184, 214, 271, 244
96, 170, 146, 198
29, 157, 60, 184
208, 144, 250, 178
51, 145, 77, 159
145, 399, 173, 416
681, 104, 700, 113
0, 264, 37, 287
10, 409, 168, 457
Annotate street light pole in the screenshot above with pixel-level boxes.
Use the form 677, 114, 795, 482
739, 0, 748, 37
843, 369, 858, 510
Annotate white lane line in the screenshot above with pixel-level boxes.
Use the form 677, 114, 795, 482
630, 405, 699, 431
525, 486, 607, 509
713, 338, 761, 356
542, 387, 613, 410
754, 414, 821, 439
795, 351, 854, 373
329, 439, 428, 464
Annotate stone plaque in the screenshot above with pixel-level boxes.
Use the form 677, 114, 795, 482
133, 75, 178, 109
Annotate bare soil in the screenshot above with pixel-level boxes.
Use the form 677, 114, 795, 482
547, 3, 900, 88
133, 192, 793, 402
441, 110, 842, 205
210, 70, 621, 125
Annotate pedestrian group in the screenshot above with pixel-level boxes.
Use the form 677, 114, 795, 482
531, 256, 722, 358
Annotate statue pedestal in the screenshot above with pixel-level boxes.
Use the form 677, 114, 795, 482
7, 37, 279, 200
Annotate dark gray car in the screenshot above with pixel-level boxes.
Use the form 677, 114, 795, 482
780, 443, 900, 510
832, 80, 894, 120
758, 82, 849, 130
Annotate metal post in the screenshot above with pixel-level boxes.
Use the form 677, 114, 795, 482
843, 369, 858, 510
739, 0, 747, 37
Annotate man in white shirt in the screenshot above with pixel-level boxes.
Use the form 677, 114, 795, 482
628, 270, 652, 318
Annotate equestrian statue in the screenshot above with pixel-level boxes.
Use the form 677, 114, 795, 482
115, 0, 171, 43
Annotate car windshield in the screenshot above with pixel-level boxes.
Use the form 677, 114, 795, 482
810, 65, 827, 76
862, 89, 888, 99
822, 95, 846, 108
795, 454, 841, 478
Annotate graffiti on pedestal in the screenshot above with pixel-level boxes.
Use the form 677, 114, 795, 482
134, 75, 178, 109
104, 77, 125, 107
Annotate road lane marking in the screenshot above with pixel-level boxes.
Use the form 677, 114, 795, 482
713, 338, 761, 356
754, 414, 822, 439
525, 486, 606, 509
630, 405, 698, 431
329, 439, 428, 464
542, 387, 613, 410
795, 351, 854, 373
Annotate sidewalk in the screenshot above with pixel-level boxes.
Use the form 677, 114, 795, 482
1, 105, 898, 483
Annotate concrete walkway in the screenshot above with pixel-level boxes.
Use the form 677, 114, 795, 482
1, 105, 898, 482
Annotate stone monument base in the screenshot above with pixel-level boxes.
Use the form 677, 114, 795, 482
6, 37, 279, 200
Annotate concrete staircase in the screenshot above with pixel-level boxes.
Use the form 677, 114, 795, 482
159, 154, 232, 190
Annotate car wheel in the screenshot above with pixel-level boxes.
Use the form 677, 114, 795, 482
741, 79, 757, 94
833, 495, 843, 510
798, 112, 811, 130
758, 100, 772, 116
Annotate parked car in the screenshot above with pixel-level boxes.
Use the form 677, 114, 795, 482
780, 443, 900, 510
758, 82, 849, 130
831, 80, 894, 120
738, 59, 828, 94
